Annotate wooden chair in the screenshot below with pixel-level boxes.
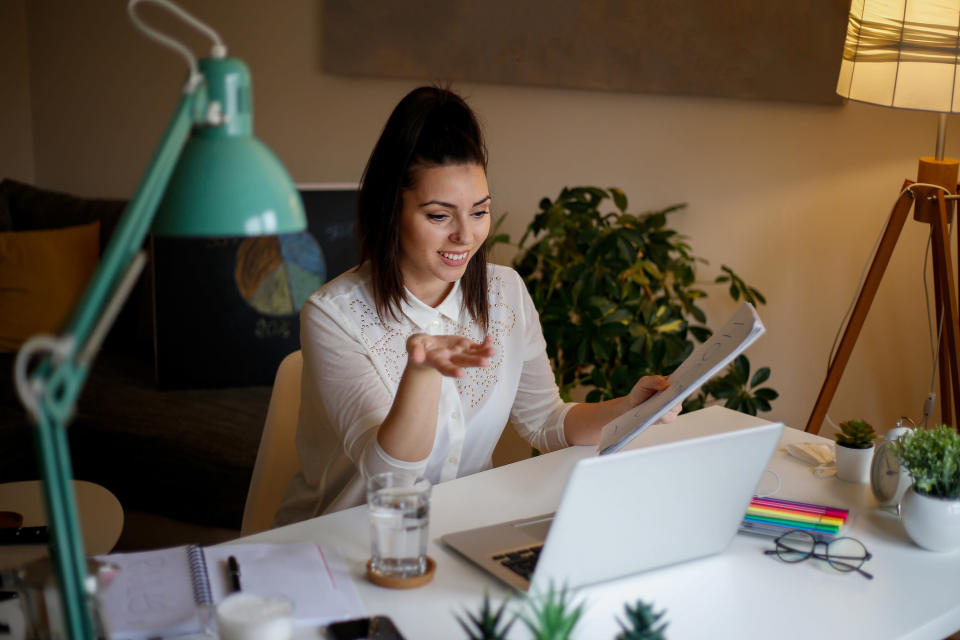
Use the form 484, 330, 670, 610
240, 350, 302, 536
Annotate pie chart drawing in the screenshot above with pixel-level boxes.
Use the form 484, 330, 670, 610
234, 232, 326, 316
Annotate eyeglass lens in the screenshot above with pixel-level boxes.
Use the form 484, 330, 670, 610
825, 537, 868, 573
774, 530, 869, 573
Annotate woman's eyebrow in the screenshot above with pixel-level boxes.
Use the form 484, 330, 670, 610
419, 195, 492, 208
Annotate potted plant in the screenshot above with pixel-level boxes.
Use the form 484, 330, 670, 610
457, 586, 670, 639
520, 583, 585, 640
834, 419, 877, 483
892, 425, 960, 551
492, 186, 777, 413
456, 591, 514, 639
616, 599, 668, 640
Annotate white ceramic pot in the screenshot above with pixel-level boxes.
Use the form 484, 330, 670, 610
900, 485, 960, 552
835, 443, 874, 483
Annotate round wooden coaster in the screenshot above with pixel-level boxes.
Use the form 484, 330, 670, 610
366, 556, 436, 589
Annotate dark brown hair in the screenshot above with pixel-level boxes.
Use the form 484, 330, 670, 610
357, 86, 490, 330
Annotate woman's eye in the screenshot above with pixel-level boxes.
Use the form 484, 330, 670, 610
426, 213, 448, 222
472, 210, 490, 218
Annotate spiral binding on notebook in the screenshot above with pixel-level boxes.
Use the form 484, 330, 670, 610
186, 544, 213, 606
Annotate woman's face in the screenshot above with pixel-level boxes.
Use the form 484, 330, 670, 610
398, 162, 491, 307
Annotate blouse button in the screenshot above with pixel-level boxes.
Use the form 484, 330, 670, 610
452, 411, 461, 420
448, 456, 457, 464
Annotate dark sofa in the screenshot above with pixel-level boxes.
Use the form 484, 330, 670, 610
0, 179, 271, 531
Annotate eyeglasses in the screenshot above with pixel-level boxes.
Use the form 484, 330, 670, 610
764, 529, 873, 579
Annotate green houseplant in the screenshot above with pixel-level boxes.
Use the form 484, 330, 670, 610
456, 591, 515, 640
498, 186, 777, 414
834, 418, 877, 483
520, 583, 585, 640
457, 587, 669, 640
616, 599, 668, 640
892, 425, 960, 551
893, 425, 960, 499
835, 418, 877, 449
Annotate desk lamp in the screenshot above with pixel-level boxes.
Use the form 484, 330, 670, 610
12, 0, 305, 637
807, 0, 960, 434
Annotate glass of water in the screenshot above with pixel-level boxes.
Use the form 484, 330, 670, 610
366, 472, 431, 579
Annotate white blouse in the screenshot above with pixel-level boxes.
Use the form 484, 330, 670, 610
273, 262, 575, 525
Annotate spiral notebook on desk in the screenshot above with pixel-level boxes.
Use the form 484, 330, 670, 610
96, 542, 363, 640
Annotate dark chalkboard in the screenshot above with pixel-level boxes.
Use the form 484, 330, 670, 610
152, 185, 359, 389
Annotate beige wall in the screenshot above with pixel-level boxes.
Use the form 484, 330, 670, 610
13, 0, 958, 437
0, 0, 35, 183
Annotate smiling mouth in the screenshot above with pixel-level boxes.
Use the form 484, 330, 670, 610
438, 250, 469, 264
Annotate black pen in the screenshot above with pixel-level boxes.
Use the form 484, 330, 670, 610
227, 555, 242, 592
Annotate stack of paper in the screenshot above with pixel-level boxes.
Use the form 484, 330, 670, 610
739, 496, 849, 540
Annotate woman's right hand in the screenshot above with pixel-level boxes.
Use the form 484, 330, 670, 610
406, 334, 496, 378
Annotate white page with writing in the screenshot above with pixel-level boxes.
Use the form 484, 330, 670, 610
95, 546, 202, 640
203, 542, 364, 627
597, 302, 765, 455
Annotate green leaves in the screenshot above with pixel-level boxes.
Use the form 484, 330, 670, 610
835, 418, 877, 449
893, 425, 960, 499
521, 583, 585, 640
485, 212, 511, 251
511, 185, 777, 416
716, 265, 767, 306
684, 355, 779, 415
616, 599, 668, 640
456, 591, 515, 640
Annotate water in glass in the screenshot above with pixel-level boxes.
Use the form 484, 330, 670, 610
368, 485, 430, 578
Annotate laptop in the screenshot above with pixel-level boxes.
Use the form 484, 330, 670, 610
441, 407, 784, 591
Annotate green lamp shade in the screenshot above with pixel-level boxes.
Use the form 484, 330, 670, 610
152, 135, 306, 236
151, 56, 306, 237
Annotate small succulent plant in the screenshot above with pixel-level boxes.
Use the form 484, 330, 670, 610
616, 599, 668, 640
521, 582, 585, 640
456, 591, 515, 640
835, 418, 876, 449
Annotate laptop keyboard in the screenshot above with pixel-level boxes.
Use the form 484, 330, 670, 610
493, 545, 543, 580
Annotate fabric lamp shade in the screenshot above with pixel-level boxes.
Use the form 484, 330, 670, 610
837, 0, 960, 112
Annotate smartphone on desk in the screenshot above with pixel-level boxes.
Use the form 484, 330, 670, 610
324, 615, 406, 640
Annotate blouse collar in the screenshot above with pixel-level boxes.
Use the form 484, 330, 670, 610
400, 280, 464, 330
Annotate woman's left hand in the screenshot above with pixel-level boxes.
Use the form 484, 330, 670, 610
627, 375, 682, 424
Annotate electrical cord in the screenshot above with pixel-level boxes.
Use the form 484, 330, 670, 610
823, 182, 953, 431
127, 0, 227, 92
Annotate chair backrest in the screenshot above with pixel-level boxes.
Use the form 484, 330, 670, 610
241, 350, 303, 536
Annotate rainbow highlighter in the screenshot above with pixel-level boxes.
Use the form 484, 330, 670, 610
739, 496, 849, 540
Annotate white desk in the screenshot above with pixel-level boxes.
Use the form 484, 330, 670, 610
240, 409, 960, 640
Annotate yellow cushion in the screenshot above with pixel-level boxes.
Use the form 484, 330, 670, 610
0, 222, 100, 352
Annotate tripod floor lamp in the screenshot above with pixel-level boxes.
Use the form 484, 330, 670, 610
806, 0, 960, 434
12, 1, 305, 637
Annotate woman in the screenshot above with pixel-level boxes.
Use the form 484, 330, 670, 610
274, 86, 675, 525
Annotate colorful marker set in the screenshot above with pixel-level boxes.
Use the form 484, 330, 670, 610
739, 496, 849, 540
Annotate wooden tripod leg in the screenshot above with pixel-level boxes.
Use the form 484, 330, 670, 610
932, 241, 953, 424
805, 185, 915, 434
931, 192, 960, 429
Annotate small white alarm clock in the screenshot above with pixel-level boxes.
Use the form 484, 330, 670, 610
870, 424, 912, 509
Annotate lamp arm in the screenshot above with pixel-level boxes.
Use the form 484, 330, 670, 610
13, 84, 207, 640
